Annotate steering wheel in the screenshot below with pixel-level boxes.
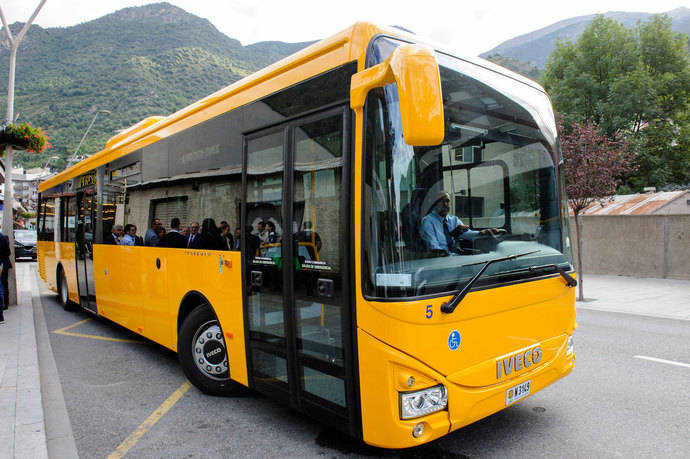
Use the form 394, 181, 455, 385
473, 228, 507, 253
489, 228, 507, 240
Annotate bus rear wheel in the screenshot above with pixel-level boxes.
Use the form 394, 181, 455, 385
178, 304, 244, 396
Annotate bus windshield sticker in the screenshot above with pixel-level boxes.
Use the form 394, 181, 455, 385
375, 273, 412, 287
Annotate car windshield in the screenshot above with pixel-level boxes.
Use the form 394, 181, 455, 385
15, 230, 37, 244
363, 40, 573, 298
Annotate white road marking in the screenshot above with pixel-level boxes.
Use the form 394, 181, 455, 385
633, 355, 690, 369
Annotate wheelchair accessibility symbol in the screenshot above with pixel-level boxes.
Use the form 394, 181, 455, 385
448, 330, 461, 351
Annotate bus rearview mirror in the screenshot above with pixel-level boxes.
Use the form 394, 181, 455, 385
351, 44, 445, 146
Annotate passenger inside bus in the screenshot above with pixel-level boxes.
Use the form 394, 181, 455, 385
218, 221, 234, 250
200, 218, 226, 250
105, 224, 123, 245
186, 223, 202, 249
266, 221, 280, 244
119, 224, 143, 246
157, 218, 186, 248
233, 227, 241, 250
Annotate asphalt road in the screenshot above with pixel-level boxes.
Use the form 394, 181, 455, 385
39, 283, 690, 458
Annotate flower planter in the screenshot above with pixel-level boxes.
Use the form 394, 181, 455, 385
0, 123, 49, 153
0, 131, 29, 150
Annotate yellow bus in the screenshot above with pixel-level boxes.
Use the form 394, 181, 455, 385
37, 22, 576, 448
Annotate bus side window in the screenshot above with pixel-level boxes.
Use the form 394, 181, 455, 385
39, 198, 56, 241
61, 197, 77, 242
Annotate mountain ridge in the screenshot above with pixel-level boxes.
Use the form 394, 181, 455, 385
482, 7, 690, 67
0, 2, 314, 170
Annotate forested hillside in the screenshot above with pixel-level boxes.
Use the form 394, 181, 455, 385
0, 2, 311, 170
484, 54, 541, 80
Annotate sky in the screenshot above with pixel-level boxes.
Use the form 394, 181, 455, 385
1, 0, 686, 56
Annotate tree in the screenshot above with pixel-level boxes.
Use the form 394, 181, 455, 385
560, 118, 633, 301
543, 17, 637, 132
542, 15, 690, 191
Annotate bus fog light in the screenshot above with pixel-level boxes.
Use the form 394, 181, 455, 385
399, 384, 447, 419
412, 423, 425, 438
566, 336, 574, 356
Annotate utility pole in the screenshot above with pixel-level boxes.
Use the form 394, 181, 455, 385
0, 1, 48, 305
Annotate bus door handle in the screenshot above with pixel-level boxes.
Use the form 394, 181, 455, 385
317, 278, 334, 298
251, 271, 263, 288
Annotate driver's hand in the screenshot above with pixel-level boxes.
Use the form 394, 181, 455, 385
450, 224, 470, 238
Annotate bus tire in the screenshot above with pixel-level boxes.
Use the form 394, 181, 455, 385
178, 304, 244, 396
57, 269, 76, 311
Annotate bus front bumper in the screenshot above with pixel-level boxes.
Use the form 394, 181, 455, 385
358, 329, 574, 449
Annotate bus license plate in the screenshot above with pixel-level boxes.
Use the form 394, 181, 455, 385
506, 380, 531, 405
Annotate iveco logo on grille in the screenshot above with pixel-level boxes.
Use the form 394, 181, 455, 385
496, 346, 542, 379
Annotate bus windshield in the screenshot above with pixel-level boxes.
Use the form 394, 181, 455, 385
363, 49, 573, 299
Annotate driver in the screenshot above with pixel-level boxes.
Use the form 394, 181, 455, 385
420, 191, 497, 255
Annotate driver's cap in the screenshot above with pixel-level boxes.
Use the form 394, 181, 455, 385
434, 191, 451, 204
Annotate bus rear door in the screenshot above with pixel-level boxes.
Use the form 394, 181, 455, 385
76, 190, 97, 313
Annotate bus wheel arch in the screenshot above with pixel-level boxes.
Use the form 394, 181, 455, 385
177, 293, 244, 396
177, 291, 209, 332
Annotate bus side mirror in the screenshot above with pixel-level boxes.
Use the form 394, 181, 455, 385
351, 44, 444, 146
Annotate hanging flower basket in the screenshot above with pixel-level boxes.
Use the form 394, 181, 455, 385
0, 122, 50, 154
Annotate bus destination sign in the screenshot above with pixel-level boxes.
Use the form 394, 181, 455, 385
78, 171, 97, 189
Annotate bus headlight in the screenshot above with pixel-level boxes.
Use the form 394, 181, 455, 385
566, 336, 574, 356
399, 384, 448, 419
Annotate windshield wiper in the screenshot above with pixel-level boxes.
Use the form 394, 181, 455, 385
490, 263, 577, 288
441, 250, 541, 314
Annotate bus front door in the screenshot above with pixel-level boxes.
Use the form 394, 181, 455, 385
243, 107, 356, 434
76, 191, 97, 313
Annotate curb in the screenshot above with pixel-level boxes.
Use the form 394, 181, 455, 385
32, 265, 80, 459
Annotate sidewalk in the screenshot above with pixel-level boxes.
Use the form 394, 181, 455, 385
0, 263, 48, 459
0, 262, 77, 459
576, 274, 690, 320
1, 265, 688, 459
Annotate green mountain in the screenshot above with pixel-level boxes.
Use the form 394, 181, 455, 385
482, 7, 690, 68
483, 54, 541, 81
0, 2, 312, 170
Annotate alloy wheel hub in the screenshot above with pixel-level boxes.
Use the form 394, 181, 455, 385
192, 321, 228, 380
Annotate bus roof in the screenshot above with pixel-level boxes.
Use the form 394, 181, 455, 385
39, 21, 543, 193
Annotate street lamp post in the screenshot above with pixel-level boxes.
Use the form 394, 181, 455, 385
41, 155, 60, 170
69, 109, 111, 164
1, 0, 48, 306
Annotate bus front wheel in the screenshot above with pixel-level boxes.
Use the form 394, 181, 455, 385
58, 269, 75, 311
178, 304, 244, 396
